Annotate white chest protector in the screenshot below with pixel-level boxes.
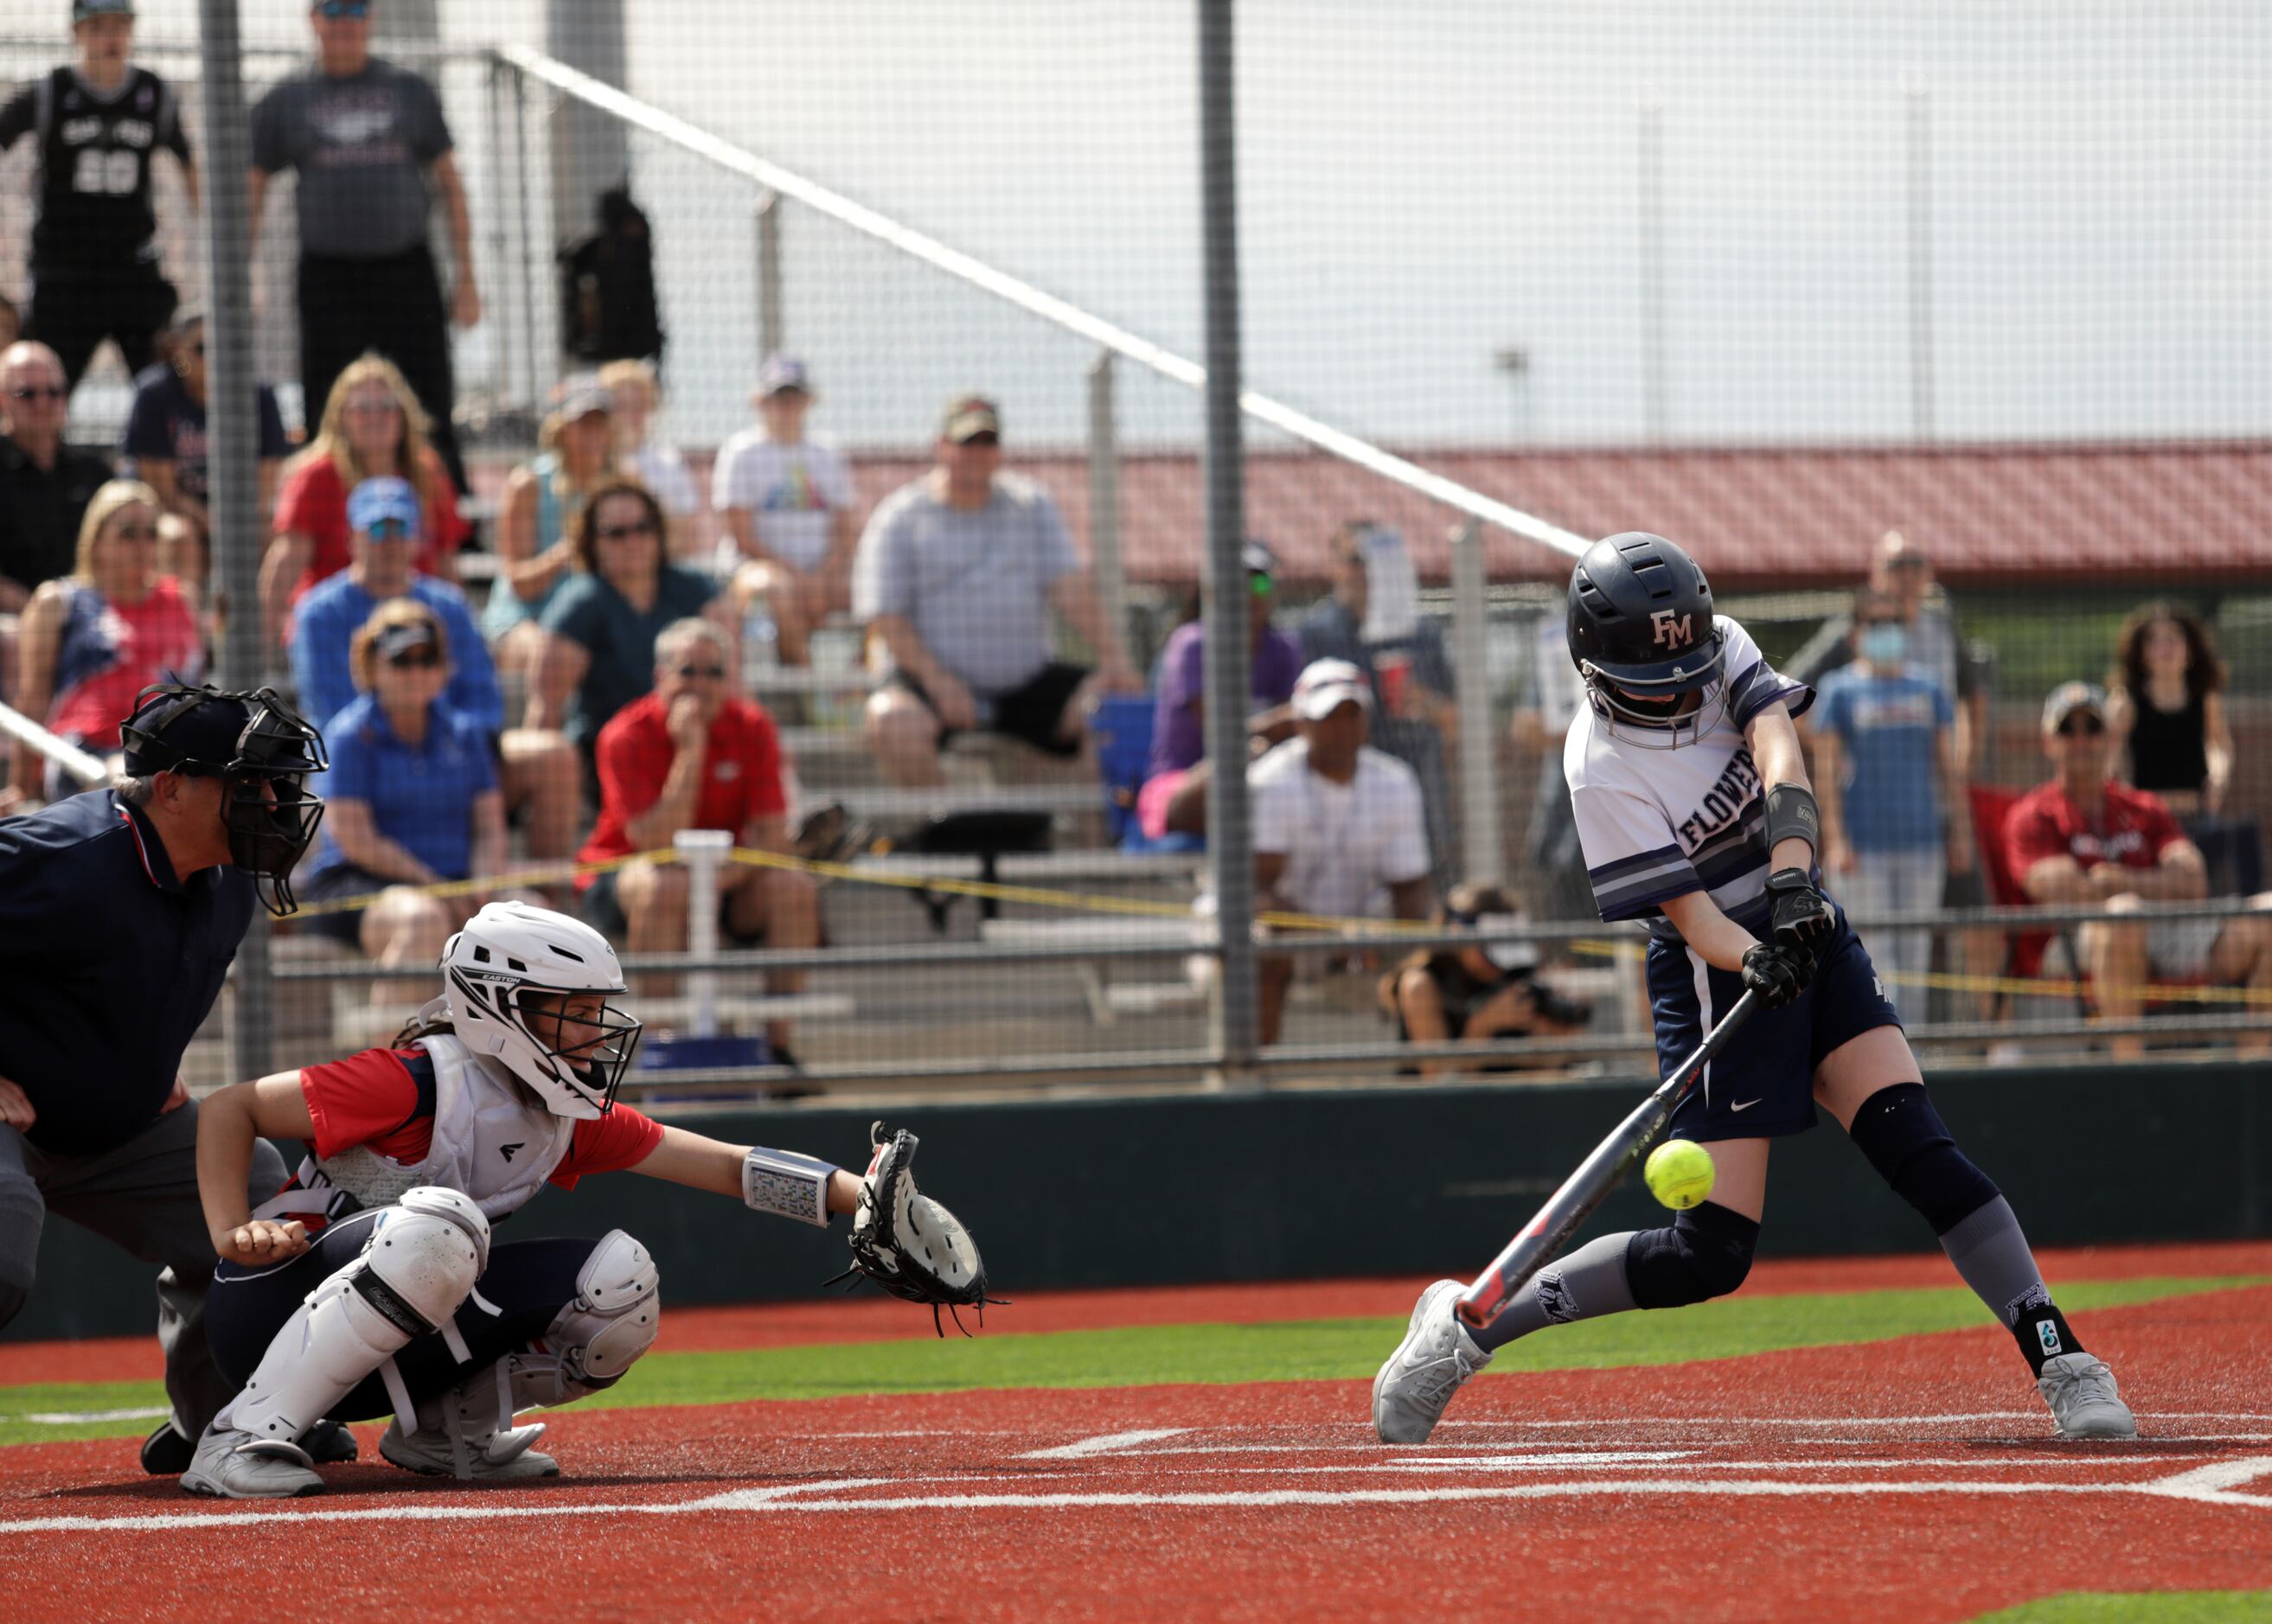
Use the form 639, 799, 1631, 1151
255, 1030, 577, 1226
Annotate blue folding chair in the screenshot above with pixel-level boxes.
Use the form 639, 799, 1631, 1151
1088, 692, 1201, 854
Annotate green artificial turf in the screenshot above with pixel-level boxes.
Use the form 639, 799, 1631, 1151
0, 1274, 2252, 1447
1970, 1594, 2272, 1623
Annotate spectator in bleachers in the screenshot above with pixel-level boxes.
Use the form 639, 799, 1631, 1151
297, 600, 515, 998
714, 355, 858, 668
528, 476, 727, 759
1507, 612, 1595, 920
1136, 541, 1302, 841
597, 359, 702, 560
0, 341, 112, 610
11, 478, 200, 799
484, 377, 617, 669
2106, 602, 2231, 818
2006, 681, 2271, 1058
1808, 587, 1973, 1022
576, 617, 818, 1062
1796, 530, 1987, 773
855, 392, 1137, 786
120, 306, 290, 605
260, 354, 464, 648
291, 476, 579, 862
1296, 521, 1458, 886
1379, 882, 1591, 1077
1251, 658, 1434, 1045
0, 0, 195, 394
249, 0, 477, 493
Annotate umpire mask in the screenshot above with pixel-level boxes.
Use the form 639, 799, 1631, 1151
120, 684, 330, 917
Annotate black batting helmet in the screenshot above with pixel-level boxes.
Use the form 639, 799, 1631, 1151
1565, 532, 1725, 746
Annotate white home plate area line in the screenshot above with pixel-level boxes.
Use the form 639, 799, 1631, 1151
5, 1442, 2271, 1534
8, 1464, 2272, 1534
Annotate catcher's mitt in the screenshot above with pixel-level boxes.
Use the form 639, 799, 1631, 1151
827, 1121, 1003, 1336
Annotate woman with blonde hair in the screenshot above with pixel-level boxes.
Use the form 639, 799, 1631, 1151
297, 598, 519, 997
13, 479, 203, 798
259, 354, 465, 644
597, 358, 702, 559
483, 376, 618, 668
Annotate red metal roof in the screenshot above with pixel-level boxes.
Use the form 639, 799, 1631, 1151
836, 440, 2272, 589
482, 438, 2272, 590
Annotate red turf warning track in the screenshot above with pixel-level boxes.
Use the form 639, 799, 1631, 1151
5, 1237, 2267, 1384
3, 1274, 2271, 1622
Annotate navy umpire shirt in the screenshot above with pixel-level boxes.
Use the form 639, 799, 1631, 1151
0, 787, 255, 1155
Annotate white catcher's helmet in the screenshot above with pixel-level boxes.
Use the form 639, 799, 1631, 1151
442, 901, 643, 1119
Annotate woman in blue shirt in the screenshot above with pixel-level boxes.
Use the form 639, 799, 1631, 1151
298, 600, 509, 993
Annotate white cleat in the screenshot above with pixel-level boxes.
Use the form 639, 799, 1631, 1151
179, 1427, 324, 1499
2038, 1352, 2138, 1439
379, 1418, 560, 1480
1372, 1278, 1493, 1444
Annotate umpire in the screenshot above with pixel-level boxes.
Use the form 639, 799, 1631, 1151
0, 682, 328, 1473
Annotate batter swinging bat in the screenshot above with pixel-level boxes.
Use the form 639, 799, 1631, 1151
1455, 988, 1761, 1329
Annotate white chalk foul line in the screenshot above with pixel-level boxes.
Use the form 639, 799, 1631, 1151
6, 1408, 170, 1425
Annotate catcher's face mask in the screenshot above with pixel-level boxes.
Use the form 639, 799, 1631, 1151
120, 683, 330, 917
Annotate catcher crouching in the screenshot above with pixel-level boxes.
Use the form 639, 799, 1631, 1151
182, 901, 993, 1500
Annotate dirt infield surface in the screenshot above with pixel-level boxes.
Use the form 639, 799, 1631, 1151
2, 1246, 2269, 1621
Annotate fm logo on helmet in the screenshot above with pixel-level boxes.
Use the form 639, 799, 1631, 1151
1651, 609, 1695, 649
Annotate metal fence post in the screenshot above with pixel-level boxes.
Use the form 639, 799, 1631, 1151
1087, 349, 1128, 662
512, 65, 547, 387
1198, 0, 1257, 1083
197, 0, 271, 1080
483, 54, 519, 416
756, 190, 784, 361
675, 830, 732, 1039
1907, 79, 1936, 441
1639, 92, 1667, 443
1450, 520, 1501, 885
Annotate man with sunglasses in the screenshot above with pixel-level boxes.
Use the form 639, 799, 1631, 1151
2007, 681, 2272, 1059
119, 307, 290, 556
576, 618, 819, 1064
0, 1, 196, 394
854, 393, 1139, 786
0, 680, 337, 1476
0, 340, 114, 610
249, 0, 478, 493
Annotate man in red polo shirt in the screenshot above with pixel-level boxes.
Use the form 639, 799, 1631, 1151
2006, 681, 2270, 1058
578, 617, 820, 1061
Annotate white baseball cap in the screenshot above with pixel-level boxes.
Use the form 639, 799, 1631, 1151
1291, 657, 1371, 721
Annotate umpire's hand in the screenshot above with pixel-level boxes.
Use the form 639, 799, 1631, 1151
214, 1218, 310, 1267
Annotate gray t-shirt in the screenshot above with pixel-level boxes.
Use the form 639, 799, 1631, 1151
852, 472, 1079, 694
251, 58, 451, 259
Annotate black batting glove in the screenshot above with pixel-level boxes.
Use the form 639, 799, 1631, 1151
1765, 867, 1836, 960
1741, 941, 1811, 1009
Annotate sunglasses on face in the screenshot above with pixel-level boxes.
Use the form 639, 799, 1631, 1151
672, 663, 727, 680
184, 344, 206, 359
957, 432, 1000, 449
9, 385, 64, 402
596, 518, 659, 541
344, 398, 400, 417
2057, 716, 2106, 738
110, 523, 160, 541
316, 2, 370, 18
363, 518, 413, 541
384, 649, 442, 670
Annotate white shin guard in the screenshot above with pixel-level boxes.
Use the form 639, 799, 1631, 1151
230, 1192, 487, 1446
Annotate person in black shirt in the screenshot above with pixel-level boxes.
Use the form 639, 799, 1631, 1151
0, 682, 330, 1475
0, 340, 115, 609
1380, 882, 1592, 1077
0, 1, 197, 393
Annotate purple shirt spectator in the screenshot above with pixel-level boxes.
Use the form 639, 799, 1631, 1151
1149, 617, 1307, 779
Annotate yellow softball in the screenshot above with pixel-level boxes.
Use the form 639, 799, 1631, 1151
1644, 1139, 1716, 1210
